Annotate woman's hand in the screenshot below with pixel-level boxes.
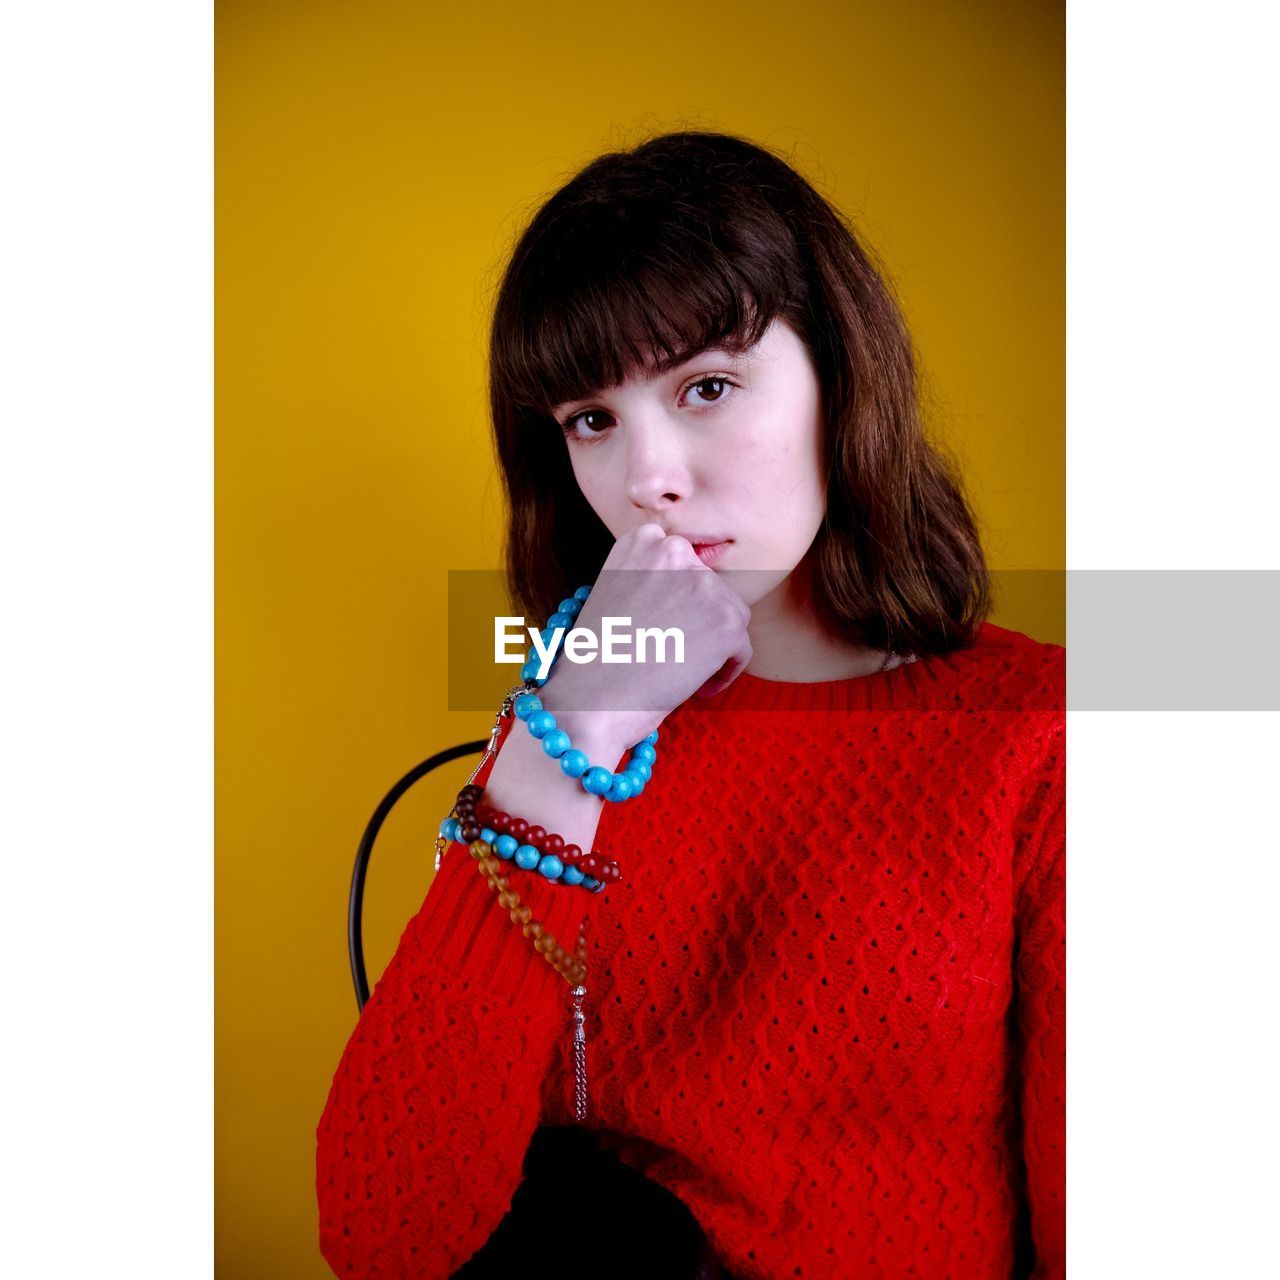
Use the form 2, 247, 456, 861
536, 522, 753, 757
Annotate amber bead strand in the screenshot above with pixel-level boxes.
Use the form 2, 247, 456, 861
467, 840, 590, 987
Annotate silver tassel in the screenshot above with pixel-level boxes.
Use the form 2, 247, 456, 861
570, 983, 588, 1123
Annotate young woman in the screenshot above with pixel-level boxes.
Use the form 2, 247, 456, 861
316, 131, 1065, 1280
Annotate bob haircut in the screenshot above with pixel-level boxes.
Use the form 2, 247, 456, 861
488, 130, 990, 659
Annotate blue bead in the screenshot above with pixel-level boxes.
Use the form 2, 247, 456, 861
513, 693, 542, 720
606, 774, 635, 802
514, 845, 540, 871
561, 865, 585, 886
439, 818, 455, 839
541, 729, 571, 758
480, 827, 497, 845
539, 625, 561, 649
547, 612, 572, 630
644, 730, 659, 745
627, 759, 652, 783
557, 597, 582, 618
520, 659, 541, 683
631, 741, 656, 766
495, 834, 518, 859
559, 749, 589, 779
573, 585, 591, 601
537, 855, 564, 880
591, 880, 607, 894
582, 767, 614, 796
623, 770, 645, 797
526, 709, 556, 738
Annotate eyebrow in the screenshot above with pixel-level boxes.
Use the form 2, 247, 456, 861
550, 342, 753, 416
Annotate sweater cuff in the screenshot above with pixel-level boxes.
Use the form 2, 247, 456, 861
425, 839, 603, 1006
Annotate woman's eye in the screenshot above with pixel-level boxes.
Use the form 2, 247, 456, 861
685, 376, 733, 406
561, 408, 615, 439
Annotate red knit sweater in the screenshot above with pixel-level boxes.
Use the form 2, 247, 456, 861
316, 621, 1065, 1279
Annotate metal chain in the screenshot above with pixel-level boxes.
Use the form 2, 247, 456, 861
570, 982, 589, 1123
434, 682, 531, 872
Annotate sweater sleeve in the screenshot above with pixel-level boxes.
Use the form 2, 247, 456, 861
1011, 716, 1066, 1280
315, 722, 602, 1278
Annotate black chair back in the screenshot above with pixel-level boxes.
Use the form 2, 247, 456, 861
348, 740, 486, 1011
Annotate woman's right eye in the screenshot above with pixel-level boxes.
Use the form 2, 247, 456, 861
560, 408, 615, 441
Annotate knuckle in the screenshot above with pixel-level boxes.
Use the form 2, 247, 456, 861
717, 599, 743, 631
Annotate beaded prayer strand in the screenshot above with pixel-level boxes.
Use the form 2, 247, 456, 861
466, 836, 589, 987
432, 583, 661, 1127
440, 773, 602, 1123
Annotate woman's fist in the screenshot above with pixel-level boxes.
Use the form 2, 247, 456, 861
536, 522, 753, 754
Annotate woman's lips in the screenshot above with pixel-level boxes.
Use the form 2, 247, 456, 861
692, 540, 732, 567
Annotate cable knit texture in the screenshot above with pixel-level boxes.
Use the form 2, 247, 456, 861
316, 621, 1065, 1279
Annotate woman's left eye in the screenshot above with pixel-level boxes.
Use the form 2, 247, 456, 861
683, 376, 736, 407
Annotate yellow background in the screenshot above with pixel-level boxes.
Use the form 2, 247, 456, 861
216, 1, 1062, 1274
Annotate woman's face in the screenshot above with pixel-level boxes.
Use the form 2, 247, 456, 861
551, 317, 827, 608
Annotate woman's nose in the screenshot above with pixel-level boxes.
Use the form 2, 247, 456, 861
622, 411, 692, 512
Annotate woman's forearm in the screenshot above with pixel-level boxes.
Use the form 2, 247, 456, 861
482, 675, 639, 858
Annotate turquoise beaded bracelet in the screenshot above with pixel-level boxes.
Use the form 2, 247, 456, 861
515, 693, 657, 803
515, 583, 659, 804
518, 584, 591, 687
439, 815, 606, 893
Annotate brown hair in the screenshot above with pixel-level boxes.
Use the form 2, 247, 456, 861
487, 130, 990, 657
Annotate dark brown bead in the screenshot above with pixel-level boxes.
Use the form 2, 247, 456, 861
459, 822, 481, 843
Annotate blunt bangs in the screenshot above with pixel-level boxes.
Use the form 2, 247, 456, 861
494, 170, 803, 415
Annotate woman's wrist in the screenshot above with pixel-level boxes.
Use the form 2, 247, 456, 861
535, 672, 658, 766
483, 714, 611, 859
